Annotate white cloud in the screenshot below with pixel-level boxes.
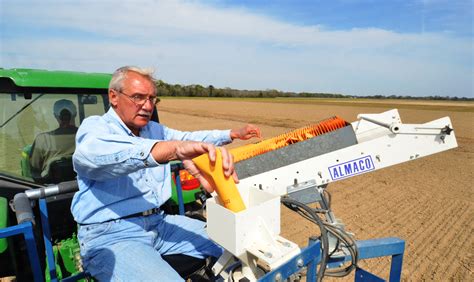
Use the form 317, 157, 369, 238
1, 0, 472, 97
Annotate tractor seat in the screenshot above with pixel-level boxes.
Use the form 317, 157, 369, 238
33, 157, 76, 184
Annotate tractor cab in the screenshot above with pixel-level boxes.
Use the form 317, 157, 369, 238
0, 68, 206, 281
0, 68, 112, 187
0, 68, 112, 280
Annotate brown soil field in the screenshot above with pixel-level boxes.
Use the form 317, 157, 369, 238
159, 98, 473, 281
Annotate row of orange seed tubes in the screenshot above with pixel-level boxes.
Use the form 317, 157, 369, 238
230, 116, 347, 163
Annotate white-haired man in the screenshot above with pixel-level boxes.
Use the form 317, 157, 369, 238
71, 66, 261, 280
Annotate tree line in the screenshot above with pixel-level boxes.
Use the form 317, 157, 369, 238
156, 80, 473, 101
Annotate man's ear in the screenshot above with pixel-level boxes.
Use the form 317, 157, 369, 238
109, 89, 119, 108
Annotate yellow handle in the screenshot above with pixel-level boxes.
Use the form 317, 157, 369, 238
193, 149, 246, 213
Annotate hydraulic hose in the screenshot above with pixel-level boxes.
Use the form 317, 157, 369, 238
281, 197, 329, 282
282, 192, 360, 280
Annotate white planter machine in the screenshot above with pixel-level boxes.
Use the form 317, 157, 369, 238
206, 109, 457, 281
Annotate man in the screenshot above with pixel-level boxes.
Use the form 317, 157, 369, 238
71, 66, 261, 281
30, 99, 78, 182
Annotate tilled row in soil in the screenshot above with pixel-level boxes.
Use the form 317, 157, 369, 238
159, 99, 473, 281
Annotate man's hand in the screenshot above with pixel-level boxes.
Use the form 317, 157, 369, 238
178, 142, 238, 193
230, 124, 261, 140
152, 141, 237, 192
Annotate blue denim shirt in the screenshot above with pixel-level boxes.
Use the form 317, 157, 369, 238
71, 108, 232, 224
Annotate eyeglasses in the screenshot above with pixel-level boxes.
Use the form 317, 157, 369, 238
116, 90, 160, 106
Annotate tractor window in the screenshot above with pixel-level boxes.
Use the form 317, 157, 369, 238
0, 93, 109, 183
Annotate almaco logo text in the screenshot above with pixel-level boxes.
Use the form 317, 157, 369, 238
328, 155, 375, 180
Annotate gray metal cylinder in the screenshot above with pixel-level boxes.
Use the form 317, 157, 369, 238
13, 193, 35, 225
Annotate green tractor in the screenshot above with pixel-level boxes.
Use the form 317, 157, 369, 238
0, 68, 204, 281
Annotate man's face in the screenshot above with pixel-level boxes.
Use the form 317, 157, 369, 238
109, 71, 157, 135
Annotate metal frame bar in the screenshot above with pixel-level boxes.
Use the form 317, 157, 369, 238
257, 237, 404, 282
258, 240, 321, 282
175, 173, 185, 215
1, 202, 405, 282
306, 237, 321, 281
39, 198, 93, 282
355, 267, 385, 282
0, 221, 44, 282
39, 198, 58, 282
171, 162, 186, 215
327, 237, 405, 282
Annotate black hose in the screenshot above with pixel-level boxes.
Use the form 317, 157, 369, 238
282, 189, 360, 279
295, 210, 359, 277
323, 223, 359, 277
319, 189, 359, 276
281, 197, 329, 282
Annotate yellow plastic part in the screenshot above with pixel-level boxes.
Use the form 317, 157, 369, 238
193, 149, 246, 213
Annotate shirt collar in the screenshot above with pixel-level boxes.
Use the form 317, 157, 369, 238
105, 107, 136, 136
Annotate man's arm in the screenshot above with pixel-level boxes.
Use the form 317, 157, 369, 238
150, 140, 236, 192
73, 117, 238, 187
163, 124, 261, 145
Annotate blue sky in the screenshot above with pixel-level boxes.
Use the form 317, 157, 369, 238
219, 0, 473, 36
1, 0, 472, 97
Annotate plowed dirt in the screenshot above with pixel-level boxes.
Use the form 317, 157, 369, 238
159, 98, 473, 281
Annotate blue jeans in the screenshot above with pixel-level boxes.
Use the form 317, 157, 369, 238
77, 212, 223, 281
